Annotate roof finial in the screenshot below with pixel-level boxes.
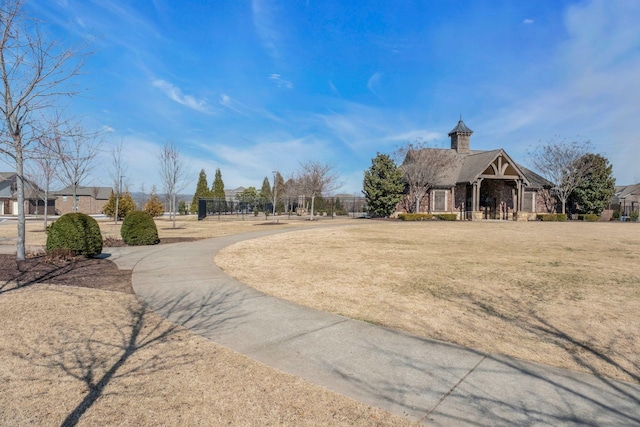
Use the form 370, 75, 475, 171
459, 113, 462, 121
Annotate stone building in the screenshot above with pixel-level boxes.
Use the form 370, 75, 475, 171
399, 119, 553, 220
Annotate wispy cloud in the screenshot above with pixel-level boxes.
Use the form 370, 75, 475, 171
268, 74, 293, 89
252, 0, 283, 59
367, 72, 384, 99
152, 79, 208, 112
219, 94, 282, 121
328, 80, 342, 97
523, 18, 534, 24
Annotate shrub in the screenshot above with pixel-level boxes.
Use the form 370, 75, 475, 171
103, 191, 136, 220
577, 214, 599, 222
630, 211, 639, 222
611, 211, 621, 220
46, 213, 103, 257
536, 214, 568, 222
398, 213, 433, 221
120, 211, 160, 246
436, 213, 458, 221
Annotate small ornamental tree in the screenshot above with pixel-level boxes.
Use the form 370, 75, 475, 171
363, 153, 405, 217
144, 187, 165, 217
190, 169, 210, 213
103, 191, 136, 219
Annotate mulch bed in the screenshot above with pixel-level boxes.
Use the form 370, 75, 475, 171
0, 238, 203, 295
0, 254, 133, 294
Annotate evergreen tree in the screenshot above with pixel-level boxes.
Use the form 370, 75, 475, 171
570, 153, 615, 216
144, 186, 165, 217
211, 168, 226, 213
259, 176, 272, 212
363, 152, 405, 217
103, 191, 136, 220
211, 168, 225, 197
190, 169, 210, 214
274, 171, 286, 213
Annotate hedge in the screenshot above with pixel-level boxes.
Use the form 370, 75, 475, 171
577, 214, 599, 222
536, 214, 568, 222
436, 213, 458, 221
398, 213, 433, 221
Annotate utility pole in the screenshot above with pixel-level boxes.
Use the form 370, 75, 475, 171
272, 170, 278, 222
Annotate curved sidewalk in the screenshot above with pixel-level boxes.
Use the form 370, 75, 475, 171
120, 229, 640, 426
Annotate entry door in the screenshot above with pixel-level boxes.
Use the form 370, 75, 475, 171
12, 201, 18, 215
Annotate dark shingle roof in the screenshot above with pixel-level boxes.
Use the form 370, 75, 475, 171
55, 186, 112, 199
448, 119, 473, 135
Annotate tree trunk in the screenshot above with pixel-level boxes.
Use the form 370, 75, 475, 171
43, 189, 49, 230
172, 194, 176, 228
16, 151, 25, 261
310, 195, 315, 220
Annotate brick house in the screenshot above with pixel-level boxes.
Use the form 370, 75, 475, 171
54, 186, 112, 215
398, 119, 554, 220
0, 172, 57, 216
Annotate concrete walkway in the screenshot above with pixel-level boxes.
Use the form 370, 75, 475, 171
88, 230, 640, 425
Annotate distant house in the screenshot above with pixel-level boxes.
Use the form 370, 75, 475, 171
54, 186, 112, 215
0, 172, 56, 216
397, 119, 554, 220
611, 184, 640, 216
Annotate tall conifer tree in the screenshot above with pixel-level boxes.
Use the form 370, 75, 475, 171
190, 169, 210, 213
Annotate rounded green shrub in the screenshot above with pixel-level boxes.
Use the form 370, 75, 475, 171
120, 211, 160, 246
46, 212, 103, 257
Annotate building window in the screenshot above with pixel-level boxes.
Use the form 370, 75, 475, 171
522, 192, 535, 212
63, 196, 67, 202
433, 190, 447, 212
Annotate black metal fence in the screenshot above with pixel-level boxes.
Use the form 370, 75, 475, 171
198, 195, 368, 221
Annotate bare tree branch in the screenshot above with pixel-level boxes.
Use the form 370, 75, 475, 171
396, 140, 456, 213
0, 0, 90, 260
296, 160, 339, 220
158, 141, 190, 228
530, 139, 593, 214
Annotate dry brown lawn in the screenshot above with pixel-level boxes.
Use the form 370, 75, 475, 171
0, 216, 413, 426
0, 215, 350, 248
216, 221, 640, 384
0, 286, 412, 426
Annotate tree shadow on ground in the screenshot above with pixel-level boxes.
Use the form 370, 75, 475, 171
13, 287, 246, 427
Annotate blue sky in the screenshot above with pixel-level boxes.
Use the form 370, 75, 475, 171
27, 0, 640, 194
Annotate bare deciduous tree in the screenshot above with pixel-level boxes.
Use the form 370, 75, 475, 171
108, 138, 128, 223
51, 125, 101, 212
0, 0, 88, 260
158, 141, 190, 228
396, 140, 456, 213
26, 137, 59, 229
530, 139, 593, 214
296, 160, 339, 220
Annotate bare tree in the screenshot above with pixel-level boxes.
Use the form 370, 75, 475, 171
0, 0, 88, 260
296, 160, 339, 220
396, 140, 456, 213
26, 137, 59, 229
530, 139, 593, 214
51, 125, 101, 212
108, 138, 127, 223
158, 141, 190, 228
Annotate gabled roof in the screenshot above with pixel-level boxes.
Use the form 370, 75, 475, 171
408, 148, 538, 188
55, 186, 112, 199
0, 172, 56, 200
